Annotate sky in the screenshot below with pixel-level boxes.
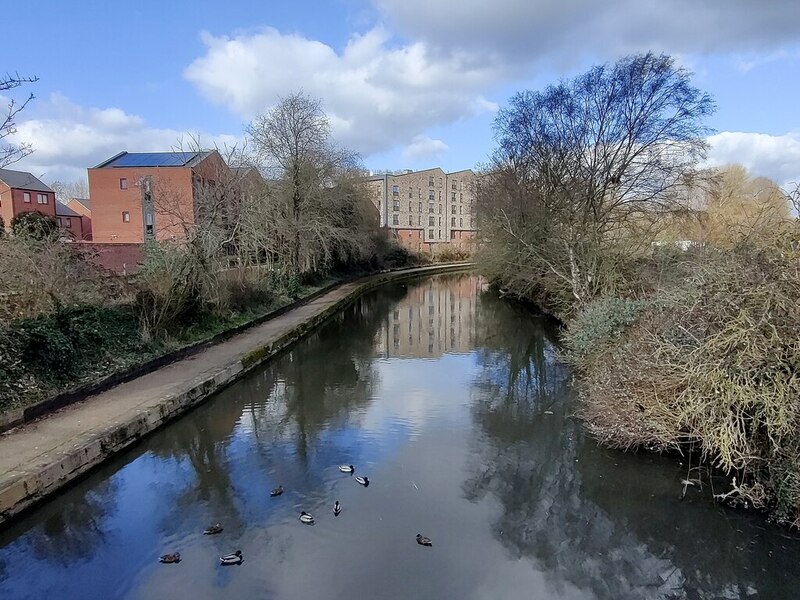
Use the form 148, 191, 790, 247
4, 0, 800, 188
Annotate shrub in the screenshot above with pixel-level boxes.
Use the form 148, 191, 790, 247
10, 211, 58, 240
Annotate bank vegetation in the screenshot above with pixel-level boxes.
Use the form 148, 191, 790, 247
478, 52, 800, 525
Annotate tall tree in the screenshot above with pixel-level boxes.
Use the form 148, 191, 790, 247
1, 73, 37, 167
480, 53, 715, 310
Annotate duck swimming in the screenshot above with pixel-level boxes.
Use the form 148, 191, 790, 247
416, 534, 433, 547
270, 485, 284, 497
299, 511, 315, 524
333, 501, 342, 516
220, 550, 244, 565
338, 465, 355, 473
159, 552, 181, 564
203, 523, 223, 535
355, 476, 369, 487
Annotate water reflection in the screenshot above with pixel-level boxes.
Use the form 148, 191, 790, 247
1, 273, 798, 600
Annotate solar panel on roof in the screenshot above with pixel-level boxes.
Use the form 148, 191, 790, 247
105, 152, 198, 168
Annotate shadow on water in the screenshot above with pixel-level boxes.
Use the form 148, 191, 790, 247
1, 273, 799, 600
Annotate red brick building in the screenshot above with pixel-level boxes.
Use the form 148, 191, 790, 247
88, 150, 231, 244
55, 202, 89, 241
64, 197, 92, 240
0, 168, 56, 230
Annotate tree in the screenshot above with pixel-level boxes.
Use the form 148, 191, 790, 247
246, 92, 375, 277
10, 211, 58, 240
1, 72, 37, 167
479, 53, 715, 311
49, 179, 89, 204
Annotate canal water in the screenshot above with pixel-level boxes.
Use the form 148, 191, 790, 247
1, 274, 798, 599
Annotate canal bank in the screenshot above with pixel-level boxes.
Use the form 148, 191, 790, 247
0, 263, 471, 527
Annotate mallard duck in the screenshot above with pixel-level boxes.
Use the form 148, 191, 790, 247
220, 550, 243, 565
416, 534, 432, 547
333, 500, 342, 516
355, 476, 369, 487
203, 523, 223, 535
338, 465, 355, 473
270, 485, 284, 497
159, 552, 181, 563
299, 511, 315, 524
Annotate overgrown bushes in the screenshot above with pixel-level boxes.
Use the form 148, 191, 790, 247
564, 237, 800, 525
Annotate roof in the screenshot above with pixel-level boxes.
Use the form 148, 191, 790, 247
55, 203, 81, 217
0, 168, 53, 192
69, 197, 91, 210
93, 151, 215, 169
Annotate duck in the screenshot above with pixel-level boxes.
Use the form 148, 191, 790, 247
219, 550, 244, 565
203, 523, 223, 535
333, 501, 342, 516
159, 552, 181, 564
299, 511, 315, 524
416, 534, 433, 547
355, 476, 369, 487
338, 465, 355, 473
270, 485, 284, 497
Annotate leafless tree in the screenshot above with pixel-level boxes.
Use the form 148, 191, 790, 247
479, 53, 715, 311
1, 72, 37, 168
49, 179, 89, 204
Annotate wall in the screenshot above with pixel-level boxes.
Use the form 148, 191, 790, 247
80, 243, 145, 274
0, 184, 56, 229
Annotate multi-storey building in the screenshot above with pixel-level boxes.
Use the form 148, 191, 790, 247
88, 150, 231, 244
0, 168, 57, 230
365, 167, 478, 253
64, 197, 92, 241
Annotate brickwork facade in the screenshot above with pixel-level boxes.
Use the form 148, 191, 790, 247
365, 167, 478, 254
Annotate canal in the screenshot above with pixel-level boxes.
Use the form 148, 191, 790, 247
1, 273, 798, 599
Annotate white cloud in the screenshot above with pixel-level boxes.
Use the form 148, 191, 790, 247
375, 0, 800, 67
705, 131, 800, 189
403, 135, 449, 160
183, 27, 502, 155
10, 94, 238, 184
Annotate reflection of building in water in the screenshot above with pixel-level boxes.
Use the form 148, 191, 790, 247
376, 275, 485, 358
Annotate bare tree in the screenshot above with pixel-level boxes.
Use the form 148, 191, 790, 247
49, 179, 89, 204
1, 72, 37, 168
479, 53, 715, 311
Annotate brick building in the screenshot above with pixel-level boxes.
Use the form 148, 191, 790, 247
365, 167, 478, 253
55, 202, 89, 241
88, 150, 231, 243
0, 168, 56, 230
64, 197, 92, 240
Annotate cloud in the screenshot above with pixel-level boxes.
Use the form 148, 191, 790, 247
375, 0, 800, 67
403, 135, 449, 160
184, 27, 501, 155
705, 131, 800, 189
10, 94, 238, 184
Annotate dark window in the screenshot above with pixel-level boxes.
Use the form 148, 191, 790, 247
428, 229, 434, 238
428, 175, 434, 187
122, 211, 130, 222
451, 192, 456, 201
460, 218, 463, 227
65, 217, 72, 227
428, 216, 435, 226
438, 204, 442, 214
393, 200, 400, 211
452, 181, 457, 190
57, 217, 63, 226
418, 202, 422, 211
408, 215, 413, 225
120, 178, 128, 190
392, 214, 399, 225
392, 185, 399, 196
451, 217, 456, 226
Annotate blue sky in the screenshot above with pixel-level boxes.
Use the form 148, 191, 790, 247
4, 0, 800, 186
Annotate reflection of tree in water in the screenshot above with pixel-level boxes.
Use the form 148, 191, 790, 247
464, 293, 786, 599
0, 477, 117, 569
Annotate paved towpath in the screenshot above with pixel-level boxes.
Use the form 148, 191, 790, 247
0, 263, 471, 524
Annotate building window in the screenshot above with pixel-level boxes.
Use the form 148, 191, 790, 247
452, 181, 457, 190
428, 175, 434, 187
428, 216, 435, 226
37, 193, 48, 204
393, 200, 400, 211
409, 215, 413, 225
438, 177, 443, 187
428, 205, 434, 213
392, 214, 399, 225
438, 191, 442, 200
451, 217, 456, 226
392, 185, 399, 196
120, 178, 128, 190
418, 216, 422, 226
122, 211, 130, 222
428, 229, 434, 238
451, 204, 456, 214
65, 217, 72, 227
451, 192, 456, 201
408, 202, 412, 212
23, 192, 30, 203
460, 193, 463, 201
438, 229, 442, 238
438, 217, 442, 226
145, 212, 154, 236
460, 218, 463, 227
418, 202, 422, 211
428, 191, 434, 201
57, 217, 63, 226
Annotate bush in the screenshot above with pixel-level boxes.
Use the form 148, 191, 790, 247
10, 211, 58, 240
563, 297, 650, 367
